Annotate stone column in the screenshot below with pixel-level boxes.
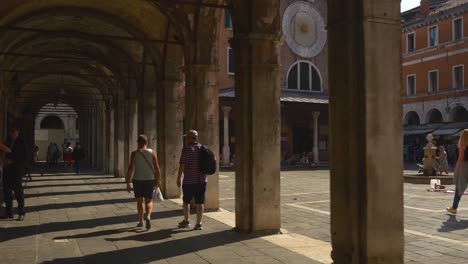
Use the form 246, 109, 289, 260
328, 0, 403, 262
91, 107, 98, 168
185, 65, 219, 210
124, 99, 138, 172
222, 106, 231, 166
142, 90, 157, 150
232, 32, 282, 233
312, 111, 320, 164
107, 107, 115, 174
157, 80, 184, 198
114, 101, 126, 177
127, 99, 138, 152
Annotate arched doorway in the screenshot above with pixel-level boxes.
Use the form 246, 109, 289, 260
40, 116, 64, 129
34, 103, 78, 161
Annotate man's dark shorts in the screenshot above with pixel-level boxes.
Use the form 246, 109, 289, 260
132, 180, 155, 199
182, 183, 207, 204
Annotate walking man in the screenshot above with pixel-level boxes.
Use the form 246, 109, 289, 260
177, 130, 206, 230
2, 126, 28, 221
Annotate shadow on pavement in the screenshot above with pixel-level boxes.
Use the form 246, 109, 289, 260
0, 210, 181, 243
26, 198, 135, 212
26, 188, 124, 198
437, 214, 468, 232
40, 229, 254, 264
27, 176, 115, 182
25, 181, 122, 189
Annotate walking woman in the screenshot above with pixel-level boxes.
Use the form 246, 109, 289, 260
126, 135, 161, 229
447, 129, 468, 214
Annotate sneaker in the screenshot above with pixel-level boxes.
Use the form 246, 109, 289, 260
145, 218, 151, 230
193, 223, 203, 230
446, 207, 457, 214
178, 220, 190, 228
17, 215, 25, 221
136, 222, 143, 228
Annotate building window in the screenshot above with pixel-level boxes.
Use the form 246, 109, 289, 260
407, 75, 416, 96
407, 32, 415, 52
287, 61, 322, 92
428, 70, 438, 92
225, 9, 232, 29
227, 47, 234, 75
454, 65, 464, 89
428, 26, 438, 47
453, 18, 463, 41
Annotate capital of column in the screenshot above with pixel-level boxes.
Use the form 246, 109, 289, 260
313, 111, 320, 120
222, 106, 232, 115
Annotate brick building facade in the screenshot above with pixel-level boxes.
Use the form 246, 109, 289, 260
402, 0, 468, 158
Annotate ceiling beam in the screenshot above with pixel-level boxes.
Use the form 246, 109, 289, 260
159, 0, 230, 9
0, 51, 158, 66
0, 26, 183, 45
2, 69, 134, 79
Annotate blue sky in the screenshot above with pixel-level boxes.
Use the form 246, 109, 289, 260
401, 0, 421, 12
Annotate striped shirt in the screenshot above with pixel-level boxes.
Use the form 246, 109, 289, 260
179, 143, 207, 184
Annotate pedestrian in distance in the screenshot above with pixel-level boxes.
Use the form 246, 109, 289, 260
47, 142, 56, 167
177, 130, 208, 231
436, 145, 449, 175
126, 134, 161, 230
447, 129, 468, 214
64, 142, 73, 173
2, 126, 28, 221
72, 143, 85, 175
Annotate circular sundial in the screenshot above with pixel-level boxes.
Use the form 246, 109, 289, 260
282, 2, 327, 58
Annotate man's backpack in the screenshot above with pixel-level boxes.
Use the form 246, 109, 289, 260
199, 145, 217, 175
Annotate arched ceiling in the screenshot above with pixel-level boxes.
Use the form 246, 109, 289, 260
0, 0, 229, 118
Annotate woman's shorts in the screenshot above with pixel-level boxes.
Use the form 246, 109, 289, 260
132, 180, 155, 199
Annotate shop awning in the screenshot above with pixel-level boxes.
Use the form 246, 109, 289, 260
432, 128, 463, 135
404, 129, 435, 136
403, 123, 441, 136
431, 122, 468, 136
219, 88, 329, 104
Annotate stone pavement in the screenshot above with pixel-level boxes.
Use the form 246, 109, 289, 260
219, 170, 468, 264
2, 170, 468, 263
0, 170, 323, 264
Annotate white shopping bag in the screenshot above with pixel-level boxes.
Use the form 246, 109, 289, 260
155, 187, 165, 202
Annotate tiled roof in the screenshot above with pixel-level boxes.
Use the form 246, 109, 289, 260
402, 0, 468, 25
219, 88, 329, 104
430, 0, 468, 14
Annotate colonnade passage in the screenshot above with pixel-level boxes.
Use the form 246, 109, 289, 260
0, 0, 403, 262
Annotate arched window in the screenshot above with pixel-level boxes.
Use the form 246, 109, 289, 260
450, 106, 468, 122
287, 61, 322, 92
426, 109, 443, 124
40, 115, 64, 129
404, 111, 420, 126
